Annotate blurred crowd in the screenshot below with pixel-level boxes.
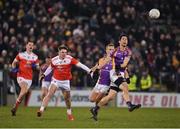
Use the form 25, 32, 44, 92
0, 0, 180, 92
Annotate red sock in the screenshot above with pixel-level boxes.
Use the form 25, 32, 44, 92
15, 100, 21, 109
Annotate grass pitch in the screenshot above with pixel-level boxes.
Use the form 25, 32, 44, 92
0, 106, 180, 128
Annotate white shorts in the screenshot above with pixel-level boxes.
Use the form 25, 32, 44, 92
17, 77, 32, 89
110, 69, 125, 83
50, 78, 70, 91
42, 81, 51, 89
93, 83, 109, 93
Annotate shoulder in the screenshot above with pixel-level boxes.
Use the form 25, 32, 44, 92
18, 52, 24, 56
51, 56, 59, 65
66, 55, 74, 59
31, 52, 38, 59
66, 55, 78, 62
32, 52, 38, 57
98, 57, 105, 64
126, 47, 132, 56
99, 57, 105, 62
51, 55, 59, 62
17, 52, 24, 58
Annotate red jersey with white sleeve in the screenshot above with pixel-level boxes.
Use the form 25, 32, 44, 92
15, 51, 39, 80
51, 55, 79, 80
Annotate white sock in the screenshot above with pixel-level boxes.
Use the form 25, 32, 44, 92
40, 106, 45, 112
67, 109, 72, 115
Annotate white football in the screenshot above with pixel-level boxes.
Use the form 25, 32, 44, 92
149, 9, 160, 19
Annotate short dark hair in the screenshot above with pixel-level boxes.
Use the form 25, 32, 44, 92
58, 45, 69, 51
119, 32, 128, 40
27, 41, 34, 44
106, 43, 114, 48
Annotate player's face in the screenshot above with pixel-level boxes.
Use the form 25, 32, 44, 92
59, 49, 67, 59
26, 42, 34, 52
119, 36, 128, 47
106, 46, 115, 56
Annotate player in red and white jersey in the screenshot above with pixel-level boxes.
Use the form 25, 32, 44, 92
11, 41, 39, 116
37, 45, 92, 121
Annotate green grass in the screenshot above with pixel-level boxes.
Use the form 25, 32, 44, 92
0, 106, 180, 128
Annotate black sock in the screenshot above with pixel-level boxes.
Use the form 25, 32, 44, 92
94, 105, 100, 111
126, 101, 132, 108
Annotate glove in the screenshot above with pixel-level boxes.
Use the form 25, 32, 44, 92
89, 70, 94, 78
92, 69, 99, 81
11, 68, 19, 73
126, 78, 130, 84
32, 63, 37, 68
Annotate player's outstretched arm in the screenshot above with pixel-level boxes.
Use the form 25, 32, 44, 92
76, 62, 91, 73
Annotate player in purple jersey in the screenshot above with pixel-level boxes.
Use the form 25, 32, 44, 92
89, 43, 115, 105
40, 57, 53, 100
90, 33, 141, 121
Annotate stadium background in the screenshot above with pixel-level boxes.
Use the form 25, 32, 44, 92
0, 0, 180, 128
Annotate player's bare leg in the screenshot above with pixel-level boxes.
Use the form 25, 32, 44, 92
11, 82, 29, 116
89, 91, 104, 103
120, 82, 141, 112
62, 90, 74, 121
95, 93, 105, 105
41, 87, 48, 101
98, 90, 117, 107
89, 91, 105, 120
89, 91, 99, 102
90, 90, 117, 121
119, 82, 130, 101
37, 84, 57, 117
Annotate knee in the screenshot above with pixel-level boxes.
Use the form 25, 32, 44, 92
46, 92, 53, 99
89, 97, 95, 102
24, 89, 28, 94
43, 90, 48, 95
107, 95, 114, 101
23, 88, 29, 94
121, 85, 129, 94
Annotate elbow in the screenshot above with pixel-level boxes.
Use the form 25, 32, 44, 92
121, 64, 127, 68
12, 63, 16, 68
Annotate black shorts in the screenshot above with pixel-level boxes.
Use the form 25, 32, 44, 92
110, 86, 120, 92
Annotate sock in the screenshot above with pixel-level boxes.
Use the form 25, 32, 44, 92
40, 106, 45, 112
67, 109, 72, 115
15, 99, 21, 109
94, 105, 100, 111
126, 101, 132, 108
